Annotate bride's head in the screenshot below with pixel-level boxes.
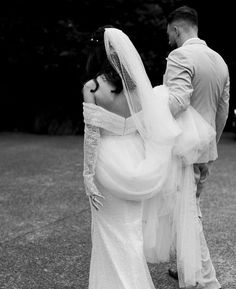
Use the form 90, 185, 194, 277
85, 25, 123, 94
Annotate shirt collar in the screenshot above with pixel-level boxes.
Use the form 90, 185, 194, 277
182, 37, 207, 46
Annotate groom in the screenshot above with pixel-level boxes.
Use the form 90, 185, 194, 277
163, 5, 230, 289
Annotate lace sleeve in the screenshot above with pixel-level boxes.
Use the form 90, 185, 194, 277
83, 123, 102, 200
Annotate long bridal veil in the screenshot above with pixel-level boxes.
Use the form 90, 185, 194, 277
104, 28, 216, 288
104, 28, 181, 144
103, 28, 182, 204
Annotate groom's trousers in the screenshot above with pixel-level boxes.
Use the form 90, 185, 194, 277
195, 217, 221, 289
195, 163, 221, 289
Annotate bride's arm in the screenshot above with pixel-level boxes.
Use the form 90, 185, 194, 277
82, 83, 104, 210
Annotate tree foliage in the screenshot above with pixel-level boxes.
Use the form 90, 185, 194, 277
4, 0, 235, 134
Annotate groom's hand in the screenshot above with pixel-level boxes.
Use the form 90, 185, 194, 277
194, 163, 210, 198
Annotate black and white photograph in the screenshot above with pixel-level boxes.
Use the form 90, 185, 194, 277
1, 0, 236, 288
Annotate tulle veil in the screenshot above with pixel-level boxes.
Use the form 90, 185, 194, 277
104, 28, 216, 288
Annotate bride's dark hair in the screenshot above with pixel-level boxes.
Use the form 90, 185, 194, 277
85, 25, 123, 94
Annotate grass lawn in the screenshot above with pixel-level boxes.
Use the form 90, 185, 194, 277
0, 132, 235, 289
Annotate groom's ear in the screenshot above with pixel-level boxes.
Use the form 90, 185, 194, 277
174, 26, 179, 37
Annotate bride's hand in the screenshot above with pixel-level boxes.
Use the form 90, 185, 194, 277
84, 176, 105, 210
89, 193, 105, 211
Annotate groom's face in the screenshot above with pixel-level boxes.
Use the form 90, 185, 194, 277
167, 23, 178, 49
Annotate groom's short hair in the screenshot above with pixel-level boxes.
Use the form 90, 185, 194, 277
167, 6, 198, 27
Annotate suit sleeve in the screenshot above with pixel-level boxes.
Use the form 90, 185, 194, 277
215, 74, 230, 143
164, 50, 194, 118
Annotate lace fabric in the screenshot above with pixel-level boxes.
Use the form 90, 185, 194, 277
83, 102, 138, 200
83, 123, 101, 198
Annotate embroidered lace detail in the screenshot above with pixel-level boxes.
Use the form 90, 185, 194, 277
83, 102, 138, 199
83, 123, 101, 198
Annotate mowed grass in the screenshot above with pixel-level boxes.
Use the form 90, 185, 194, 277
0, 132, 235, 289
0, 133, 90, 289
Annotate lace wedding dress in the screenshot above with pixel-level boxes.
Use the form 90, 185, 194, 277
84, 102, 158, 289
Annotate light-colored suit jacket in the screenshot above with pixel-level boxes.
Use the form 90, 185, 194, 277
164, 38, 230, 163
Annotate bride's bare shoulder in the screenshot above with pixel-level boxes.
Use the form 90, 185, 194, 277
82, 79, 97, 103
83, 75, 117, 107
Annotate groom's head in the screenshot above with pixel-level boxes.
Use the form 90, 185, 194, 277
167, 6, 198, 48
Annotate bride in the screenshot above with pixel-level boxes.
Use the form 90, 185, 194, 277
82, 26, 215, 289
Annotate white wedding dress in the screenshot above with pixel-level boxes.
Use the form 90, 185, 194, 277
84, 103, 160, 289
83, 83, 216, 289
82, 27, 219, 289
